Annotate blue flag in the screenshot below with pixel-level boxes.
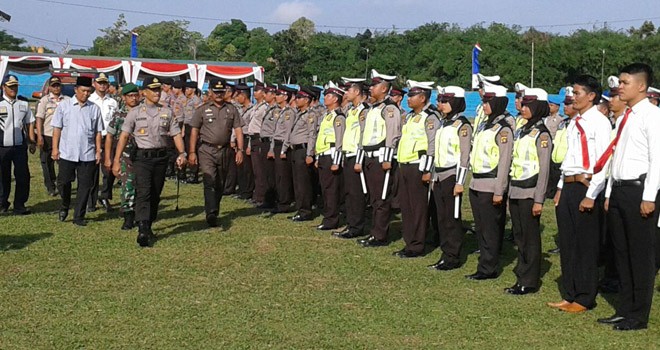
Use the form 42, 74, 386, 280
130, 32, 138, 58
472, 43, 481, 74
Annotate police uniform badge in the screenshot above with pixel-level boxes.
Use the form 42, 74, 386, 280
46, 107, 54, 116
500, 131, 508, 144
138, 128, 147, 135
335, 119, 342, 127
359, 111, 366, 122
285, 113, 290, 120
540, 134, 549, 148
387, 109, 394, 118
413, 114, 421, 123
0, 106, 7, 114
452, 120, 462, 128
460, 125, 469, 137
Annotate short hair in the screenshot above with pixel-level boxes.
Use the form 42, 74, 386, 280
573, 75, 602, 105
620, 63, 653, 88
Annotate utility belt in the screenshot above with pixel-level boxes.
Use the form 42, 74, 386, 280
135, 148, 169, 159
511, 174, 539, 189
291, 143, 307, 151
201, 141, 227, 150
317, 143, 336, 156
611, 174, 646, 188
249, 134, 261, 141
260, 137, 272, 143
564, 173, 591, 187
472, 169, 498, 179
363, 141, 386, 153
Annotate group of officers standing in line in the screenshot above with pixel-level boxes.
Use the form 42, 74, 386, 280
0, 61, 659, 332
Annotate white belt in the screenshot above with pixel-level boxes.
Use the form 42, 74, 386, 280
344, 152, 357, 158
365, 150, 381, 158
319, 147, 336, 156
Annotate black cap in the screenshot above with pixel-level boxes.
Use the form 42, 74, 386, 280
142, 76, 161, 89
185, 81, 197, 89
2, 74, 19, 87
161, 77, 174, 85
296, 86, 316, 99
254, 79, 265, 91
389, 85, 406, 97
172, 80, 184, 89
48, 76, 61, 86
209, 78, 228, 92
309, 86, 323, 100
76, 76, 93, 87
234, 84, 250, 91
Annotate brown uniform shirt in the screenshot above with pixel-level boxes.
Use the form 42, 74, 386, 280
36, 93, 69, 137
122, 103, 181, 149
469, 114, 514, 196
190, 101, 242, 147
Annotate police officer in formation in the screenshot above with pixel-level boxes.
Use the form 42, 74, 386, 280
287, 86, 316, 222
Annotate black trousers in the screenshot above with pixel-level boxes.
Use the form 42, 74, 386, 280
183, 125, 199, 180
88, 164, 99, 210
273, 142, 294, 211
343, 156, 366, 234
224, 147, 237, 194
39, 136, 57, 193
608, 185, 657, 324
237, 135, 254, 198
363, 156, 395, 241
199, 144, 230, 216
318, 155, 342, 228
99, 148, 115, 200
546, 161, 561, 199
291, 147, 313, 217
398, 163, 429, 254
509, 198, 542, 288
469, 189, 507, 275
0, 145, 30, 210
57, 159, 96, 220
133, 154, 168, 223
556, 182, 601, 308
432, 176, 464, 265
250, 137, 265, 203
260, 141, 276, 206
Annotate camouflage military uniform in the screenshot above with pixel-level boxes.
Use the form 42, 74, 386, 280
107, 105, 136, 212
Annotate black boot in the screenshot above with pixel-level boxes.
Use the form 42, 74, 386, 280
137, 221, 153, 247
121, 211, 135, 230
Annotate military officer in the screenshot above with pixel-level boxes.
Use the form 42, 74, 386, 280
113, 76, 187, 247
188, 79, 243, 227
287, 86, 317, 222
245, 80, 269, 205
333, 78, 369, 238
36, 76, 69, 197
104, 83, 140, 230
428, 86, 472, 271
394, 80, 440, 258
0, 74, 35, 214
355, 69, 402, 247
465, 84, 514, 280
506, 88, 553, 295
270, 85, 298, 214
51, 76, 103, 225
548, 75, 611, 313
315, 83, 346, 231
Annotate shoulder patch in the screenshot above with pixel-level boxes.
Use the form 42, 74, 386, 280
452, 120, 462, 127
459, 124, 469, 137
335, 119, 342, 127
500, 130, 509, 144
427, 120, 434, 130
540, 133, 549, 148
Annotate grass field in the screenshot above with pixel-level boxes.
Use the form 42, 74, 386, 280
0, 156, 658, 349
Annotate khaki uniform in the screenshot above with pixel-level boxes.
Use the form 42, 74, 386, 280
315, 108, 346, 228
121, 103, 181, 224
287, 108, 316, 218
258, 105, 280, 207
190, 102, 242, 216
271, 106, 297, 212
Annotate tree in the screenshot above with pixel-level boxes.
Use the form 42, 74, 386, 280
0, 30, 28, 51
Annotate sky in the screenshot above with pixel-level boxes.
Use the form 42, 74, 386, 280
1, 0, 659, 52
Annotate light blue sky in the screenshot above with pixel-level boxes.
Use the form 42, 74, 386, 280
2, 0, 659, 52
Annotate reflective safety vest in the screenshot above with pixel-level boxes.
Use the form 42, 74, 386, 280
361, 104, 387, 146
470, 123, 503, 176
435, 117, 466, 169
343, 104, 365, 154
315, 110, 338, 154
551, 120, 569, 163
510, 128, 542, 183
515, 115, 527, 130
397, 111, 430, 163
473, 104, 486, 134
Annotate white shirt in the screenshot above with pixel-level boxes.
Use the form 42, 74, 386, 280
558, 105, 612, 199
0, 94, 34, 147
89, 92, 118, 136
607, 99, 660, 201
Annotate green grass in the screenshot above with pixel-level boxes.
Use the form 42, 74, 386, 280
1, 156, 658, 349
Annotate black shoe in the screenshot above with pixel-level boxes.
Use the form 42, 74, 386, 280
547, 247, 560, 254
206, 213, 218, 227
87, 206, 97, 213
505, 283, 538, 295
597, 314, 626, 324
256, 203, 274, 210
48, 189, 59, 197
0, 205, 9, 213
392, 249, 422, 258
137, 221, 154, 247
358, 236, 389, 247
13, 208, 31, 215
471, 248, 481, 254
72, 219, 87, 227
186, 178, 200, 184
291, 214, 312, 222
613, 319, 647, 331
465, 271, 498, 280
121, 212, 135, 230
99, 199, 112, 212
334, 229, 365, 239
58, 209, 68, 222
428, 259, 460, 271
316, 224, 335, 231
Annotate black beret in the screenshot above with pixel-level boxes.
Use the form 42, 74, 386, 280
76, 76, 93, 87
185, 81, 198, 89
172, 80, 184, 89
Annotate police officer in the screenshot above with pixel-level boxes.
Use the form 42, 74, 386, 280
104, 83, 140, 230
113, 76, 187, 247
394, 81, 439, 258
428, 86, 472, 270
333, 79, 369, 238
315, 83, 346, 230
258, 84, 280, 209
188, 79, 243, 227
52, 76, 104, 225
465, 84, 514, 280
246, 80, 269, 205
166, 80, 186, 178
598, 63, 660, 330
160, 78, 174, 108
506, 88, 553, 295
0, 74, 35, 214
183, 81, 203, 184
474, 73, 502, 130
233, 84, 255, 200
548, 75, 611, 313
355, 69, 401, 247
286, 86, 317, 222
36, 76, 69, 197
271, 85, 298, 214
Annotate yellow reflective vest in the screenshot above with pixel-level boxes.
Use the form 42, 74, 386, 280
315, 110, 338, 154
470, 122, 505, 177
510, 127, 542, 182
397, 111, 430, 163
435, 116, 469, 169
361, 104, 387, 146
551, 119, 569, 164
343, 103, 366, 154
